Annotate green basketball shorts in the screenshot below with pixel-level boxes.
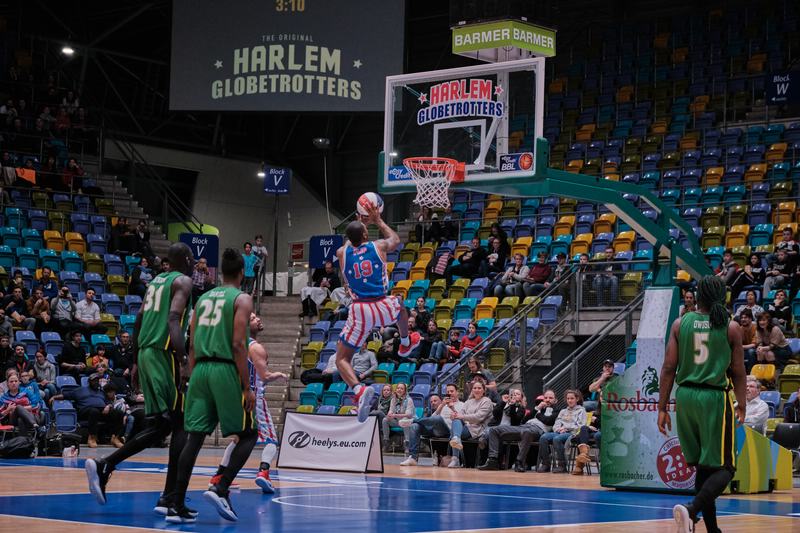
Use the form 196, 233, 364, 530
184, 360, 254, 437
137, 347, 182, 416
676, 385, 735, 469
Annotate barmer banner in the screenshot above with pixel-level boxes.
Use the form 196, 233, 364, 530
170, 0, 405, 111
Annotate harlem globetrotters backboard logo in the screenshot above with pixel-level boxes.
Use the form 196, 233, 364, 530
416, 78, 505, 125
657, 436, 696, 489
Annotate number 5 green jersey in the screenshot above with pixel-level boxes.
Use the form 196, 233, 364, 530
193, 286, 246, 361
677, 311, 731, 389
139, 271, 188, 350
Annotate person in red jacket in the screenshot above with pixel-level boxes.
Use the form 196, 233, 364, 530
449, 321, 483, 360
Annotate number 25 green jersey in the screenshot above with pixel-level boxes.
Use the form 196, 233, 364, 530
677, 311, 731, 389
192, 286, 246, 361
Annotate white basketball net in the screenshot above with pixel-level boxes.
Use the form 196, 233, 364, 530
403, 157, 457, 209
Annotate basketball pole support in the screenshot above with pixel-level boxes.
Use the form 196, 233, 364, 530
467, 137, 714, 284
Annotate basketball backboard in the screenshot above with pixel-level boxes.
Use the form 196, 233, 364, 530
379, 57, 545, 194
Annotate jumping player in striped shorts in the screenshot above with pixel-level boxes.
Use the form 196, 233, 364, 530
209, 312, 287, 493
337, 202, 421, 422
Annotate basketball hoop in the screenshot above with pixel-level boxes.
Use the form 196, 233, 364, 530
403, 157, 464, 209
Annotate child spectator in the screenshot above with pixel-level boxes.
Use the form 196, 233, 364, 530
537, 389, 587, 473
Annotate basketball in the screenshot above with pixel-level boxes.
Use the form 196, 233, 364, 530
356, 192, 384, 217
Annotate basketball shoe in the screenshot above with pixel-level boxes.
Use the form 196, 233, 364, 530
354, 384, 375, 423
204, 485, 238, 522
397, 331, 422, 358
255, 469, 275, 494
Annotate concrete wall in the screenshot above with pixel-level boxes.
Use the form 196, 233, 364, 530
104, 142, 342, 270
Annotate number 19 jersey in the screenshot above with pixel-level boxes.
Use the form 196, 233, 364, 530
343, 241, 387, 300
677, 311, 731, 389
139, 271, 186, 349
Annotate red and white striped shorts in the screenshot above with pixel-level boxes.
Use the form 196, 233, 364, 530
339, 296, 402, 349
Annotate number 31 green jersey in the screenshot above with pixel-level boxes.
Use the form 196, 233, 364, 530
139, 271, 187, 350
677, 311, 731, 389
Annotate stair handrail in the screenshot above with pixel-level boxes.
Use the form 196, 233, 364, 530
542, 292, 644, 397
435, 269, 577, 388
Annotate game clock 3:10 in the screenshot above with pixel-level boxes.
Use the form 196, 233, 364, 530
275, 0, 305, 12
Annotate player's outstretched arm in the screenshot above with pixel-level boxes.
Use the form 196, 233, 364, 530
728, 321, 747, 424
167, 276, 193, 360
233, 293, 255, 411
364, 202, 400, 253
657, 318, 681, 435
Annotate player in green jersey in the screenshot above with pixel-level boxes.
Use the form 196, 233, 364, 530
658, 275, 747, 533
167, 248, 255, 523
85, 243, 195, 517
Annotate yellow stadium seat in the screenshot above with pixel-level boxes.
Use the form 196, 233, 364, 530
620, 272, 643, 302
521, 296, 540, 317
766, 143, 787, 162
495, 296, 520, 320
553, 216, 575, 238
399, 242, 419, 263
65, 232, 86, 253
391, 279, 413, 299
386, 262, 395, 277
675, 270, 691, 283
612, 231, 635, 253
417, 242, 436, 263
744, 164, 766, 187
436, 318, 452, 334
338, 406, 356, 415
570, 233, 593, 256
750, 364, 776, 384
43, 230, 65, 251
448, 278, 471, 300
773, 202, 796, 226
703, 166, 723, 187
725, 225, 750, 249
409, 260, 428, 280
484, 200, 503, 221
428, 278, 447, 300
765, 417, 782, 436
434, 298, 457, 322
296, 405, 315, 414
510, 236, 532, 258
566, 159, 584, 173
593, 213, 616, 235
475, 297, 498, 320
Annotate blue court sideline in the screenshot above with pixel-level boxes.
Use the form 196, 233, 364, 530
0, 459, 797, 531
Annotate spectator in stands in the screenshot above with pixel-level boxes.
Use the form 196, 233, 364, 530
738, 309, 757, 371
734, 290, 764, 320
592, 247, 619, 306
38, 267, 58, 300
59, 330, 89, 380
39, 105, 55, 129
18, 369, 45, 413
546, 252, 572, 304
322, 286, 351, 322
74, 288, 106, 336
0, 368, 16, 395
785, 386, 800, 423
415, 207, 441, 244
491, 252, 529, 297
523, 252, 552, 296
128, 257, 153, 298
191, 257, 213, 301
537, 389, 586, 473
106, 331, 134, 386
50, 372, 123, 448
445, 237, 487, 286
27, 287, 51, 334
0, 335, 12, 368
371, 384, 393, 443
489, 223, 511, 258
466, 356, 497, 395
731, 254, 766, 298
426, 393, 442, 417
7, 270, 29, 300
451, 322, 483, 360
679, 289, 696, 316
767, 289, 792, 331
351, 343, 378, 384
774, 227, 799, 268
39, 155, 61, 189
61, 157, 85, 192
159, 259, 170, 274
89, 345, 110, 372
489, 388, 526, 427
588, 359, 615, 398
299, 260, 340, 318
3, 287, 35, 331
242, 241, 258, 295
479, 389, 558, 472
448, 379, 493, 467
252, 234, 269, 294
382, 382, 414, 454
420, 319, 445, 364
0, 373, 38, 436
411, 297, 431, 330
743, 376, 769, 435
755, 311, 792, 369
483, 237, 508, 278
134, 220, 154, 260
109, 217, 135, 254
401, 383, 463, 466
572, 405, 601, 475
0, 309, 11, 342
763, 249, 791, 298
50, 284, 77, 337
32, 349, 57, 400
62, 91, 80, 115
6, 344, 31, 376
54, 107, 70, 134
443, 329, 461, 363
715, 249, 740, 289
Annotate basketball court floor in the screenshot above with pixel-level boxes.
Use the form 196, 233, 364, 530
0, 448, 796, 532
